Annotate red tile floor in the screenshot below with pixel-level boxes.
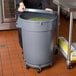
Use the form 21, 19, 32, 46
0, 16, 76, 76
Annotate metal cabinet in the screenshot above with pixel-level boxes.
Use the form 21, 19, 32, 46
0, 0, 16, 30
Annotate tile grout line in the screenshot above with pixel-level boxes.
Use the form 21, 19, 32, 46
13, 39, 26, 76
15, 30, 37, 76
5, 32, 15, 76
13, 31, 26, 76
0, 32, 7, 76
13, 31, 36, 76
6, 30, 26, 76
0, 52, 4, 76
13, 31, 39, 76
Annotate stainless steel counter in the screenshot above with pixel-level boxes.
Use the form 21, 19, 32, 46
53, 0, 76, 11
59, 0, 76, 11
53, 0, 76, 68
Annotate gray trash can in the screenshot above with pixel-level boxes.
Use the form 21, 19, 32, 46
17, 8, 58, 73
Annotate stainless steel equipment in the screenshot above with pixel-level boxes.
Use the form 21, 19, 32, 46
0, 0, 16, 30
53, 0, 76, 69
17, 8, 58, 73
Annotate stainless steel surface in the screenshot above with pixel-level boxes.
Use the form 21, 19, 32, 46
53, 0, 59, 5
59, 0, 76, 11
0, 0, 3, 23
68, 12, 73, 65
53, 0, 76, 11
53, 0, 76, 67
0, 0, 16, 30
56, 5, 60, 46
1, 0, 16, 22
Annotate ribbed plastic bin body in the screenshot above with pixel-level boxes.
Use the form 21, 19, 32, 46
17, 9, 58, 71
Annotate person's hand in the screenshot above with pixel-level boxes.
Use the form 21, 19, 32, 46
18, 2, 25, 12
45, 8, 53, 12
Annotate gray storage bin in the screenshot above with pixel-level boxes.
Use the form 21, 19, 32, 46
17, 9, 58, 73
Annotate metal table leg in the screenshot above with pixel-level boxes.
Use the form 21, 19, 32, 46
67, 12, 73, 69
55, 5, 60, 54
56, 5, 60, 46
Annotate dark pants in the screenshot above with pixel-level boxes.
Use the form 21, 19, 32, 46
18, 28, 23, 48
16, 6, 23, 48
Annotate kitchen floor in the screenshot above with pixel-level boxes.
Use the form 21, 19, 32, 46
0, 15, 76, 76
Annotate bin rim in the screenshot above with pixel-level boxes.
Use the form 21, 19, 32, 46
18, 9, 57, 23
23, 8, 57, 15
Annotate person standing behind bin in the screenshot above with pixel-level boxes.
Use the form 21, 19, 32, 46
16, 0, 53, 48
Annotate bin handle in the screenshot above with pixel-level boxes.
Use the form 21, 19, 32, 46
18, 8, 56, 15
